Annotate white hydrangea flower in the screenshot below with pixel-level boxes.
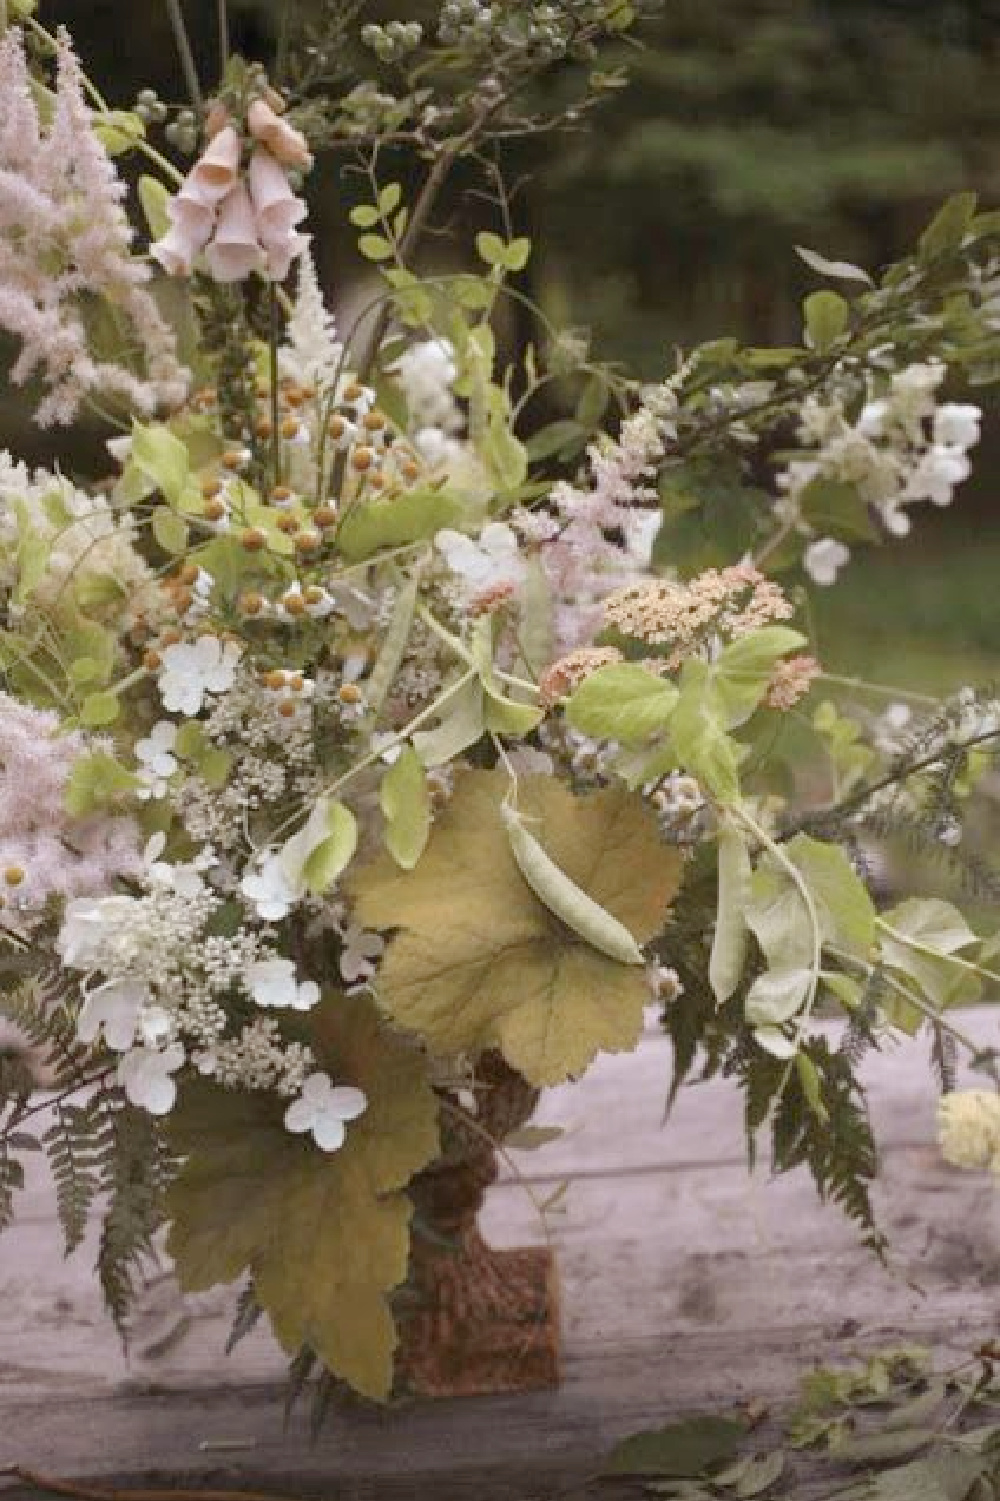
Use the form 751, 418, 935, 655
283, 1072, 367, 1152
938, 1090, 1000, 1173
118, 1043, 185, 1116
158, 636, 242, 716
143, 833, 213, 898
803, 536, 851, 586
77, 978, 151, 1051
241, 853, 299, 922
247, 957, 320, 1010
905, 445, 971, 507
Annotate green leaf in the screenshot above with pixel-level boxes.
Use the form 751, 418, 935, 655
709, 823, 751, 1005
348, 771, 682, 1087
524, 419, 587, 462
130, 422, 190, 506
747, 834, 876, 971
412, 676, 485, 767
795, 246, 872, 286
475, 230, 508, 267
336, 488, 462, 562
480, 416, 528, 491
502, 237, 531, 271
670, 661, 741, 804
377, 182, 402, 214
365, 574, 419, 719
602, 1417, 746, 1477
166, 992, 440, 1401
79, 691, 120, 728
138, 175, 172, 240
879, 898, 980, 1020
745, 966, 813, 1026
503, 1125, 564, 1150
64, 751, 139, 817
713, 627, 807, 727
93, 110, 145, 155
302, 801, 359, 894
919, 192, 977, 264
804, 290, 850, 352
358, 234, 395, 261
380, 747, 431, 870
151, 507, 189, 555
798, 478, 877, 542
566, 664, 678, 744
349, 203, 380, 228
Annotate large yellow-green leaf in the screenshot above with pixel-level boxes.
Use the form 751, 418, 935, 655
165, 992, 439, 1400
348, 771, 682, 1086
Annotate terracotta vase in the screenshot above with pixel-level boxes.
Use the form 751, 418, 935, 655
394, 1054, 560, 1398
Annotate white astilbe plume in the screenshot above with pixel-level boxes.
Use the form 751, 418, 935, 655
0, 28, 188, 427
278, 249, 345, 393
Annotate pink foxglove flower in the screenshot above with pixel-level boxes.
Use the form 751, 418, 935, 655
205, 181, 264, 282
247, 98, 313, 170
249, 149, 309, 280
190, 124, 242, 198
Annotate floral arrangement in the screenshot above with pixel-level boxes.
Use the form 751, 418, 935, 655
2, 0, 1000, 1412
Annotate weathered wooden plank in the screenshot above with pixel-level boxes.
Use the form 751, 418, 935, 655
0, 1012, 997, 1488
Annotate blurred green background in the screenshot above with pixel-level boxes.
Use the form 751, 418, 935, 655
5, 0, 999, 690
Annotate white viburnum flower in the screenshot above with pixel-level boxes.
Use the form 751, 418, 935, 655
338, 925, 384, 985
77, 978, 151, 1051
283, 1072, 368, 1152
247, 957, 320, 1011
938, 1090, 1000, 1173
906, 445, 972, 507
435, 522, 525, 603
241, 853, 298, 921
158, 635, 241, 716
57, 895, 139, 970
933, 403, 981, 450
803, 536, 851, 586
135, 720, 179, 798
118, 1043, 185, 1116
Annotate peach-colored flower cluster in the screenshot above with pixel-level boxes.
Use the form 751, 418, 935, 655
763, 654, 820, 711
152, 99, 312, 283
603, 564, 794, 670
0, 28, 188, 427
539, 646, 624, 707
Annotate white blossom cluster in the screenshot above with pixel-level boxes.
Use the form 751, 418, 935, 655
775, 361, 981, 585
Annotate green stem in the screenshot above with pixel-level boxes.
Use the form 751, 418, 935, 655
268, 284, 283, 489
827, 944, 993, 1062
217, 0, 229, 71
818, 672, 940, 707
164, 0, 204, 115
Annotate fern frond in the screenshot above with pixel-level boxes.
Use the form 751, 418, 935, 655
44, 1096, 105, 1255
97, 1094, 175, 1337
0, 968, 89, 1091
771, 1038, 887, 1260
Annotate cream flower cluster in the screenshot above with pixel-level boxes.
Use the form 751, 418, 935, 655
152, 100, 311, 283
937, 1090, 1000, 1174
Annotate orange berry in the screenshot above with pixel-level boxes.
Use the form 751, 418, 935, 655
178, 562, 200, 586
222, 450, 246, 470
367, 470, 386, 491
314, 505, 338, 529
4, 866, 25, 887
270, 484, 293, 505
281, 416, 300, 440
204, 497, 227, 521
264, 669, 286, 690
160, 628, 183, 647
239, 592, 264, 616
283, 593, 307, 616
351, 446, 374, 472
303, 586, 325, 606
327, 416, 346, 440
363, 410, 387, 432
344, 381, 364, 402
289, 673, 305, 692
339, 683, 363, 705
255, 417, 273, 440
201, 476, 222, 498
143, 648, 162, 671
278, 699, 297, 718
401, 459, 421, 482
241, 528, 267, 552
294, 531, 321, 554
276, 514, 300, 534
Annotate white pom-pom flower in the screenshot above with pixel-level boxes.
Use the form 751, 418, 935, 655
247, 957, 320, 1011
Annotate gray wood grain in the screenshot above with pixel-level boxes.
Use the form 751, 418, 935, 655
1, 1011, 998, 1491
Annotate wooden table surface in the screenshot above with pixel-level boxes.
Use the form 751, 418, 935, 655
1, 1013, 998, 1496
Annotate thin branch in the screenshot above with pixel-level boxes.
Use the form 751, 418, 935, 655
216, 0, 229, 73
163, 0, 204, 115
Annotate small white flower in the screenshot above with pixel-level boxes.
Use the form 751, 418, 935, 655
283, 1072, 368, 1152
933, 403, 981, 450
803, 536, 851, 586
77, 979, 151, 1052
906, 445, 971, 507
136, 721, 179, 778
158, 635, 242, 716
241, 853, 298, 921
436, 522, 525, 604
118, 1043, 185, 1116
856, 399, 889, 439
338, 925, 384, 985
143, 833, 211, 898
247, 957, 321, 1010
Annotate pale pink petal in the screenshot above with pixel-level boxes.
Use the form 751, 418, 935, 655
190, 125, 242, 199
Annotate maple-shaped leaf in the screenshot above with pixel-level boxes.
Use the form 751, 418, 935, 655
164, 991, 439, 1400
347, 770, 682, 1087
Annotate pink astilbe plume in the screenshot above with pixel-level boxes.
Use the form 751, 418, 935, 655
0, 693, 142, 926
0, 27, 189, 427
